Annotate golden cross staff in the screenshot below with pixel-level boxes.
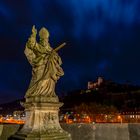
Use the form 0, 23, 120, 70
53, 42, 66, 52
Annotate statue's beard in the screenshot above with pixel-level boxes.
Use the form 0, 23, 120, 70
39, 39, 48, 47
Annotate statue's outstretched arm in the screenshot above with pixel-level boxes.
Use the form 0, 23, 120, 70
24, 25, 37, 65
26, 25, 37, 50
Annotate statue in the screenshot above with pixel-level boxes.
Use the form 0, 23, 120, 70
10, 26, 71, 140
24, 26, 65, 98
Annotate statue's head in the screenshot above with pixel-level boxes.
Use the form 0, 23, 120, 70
39, 27, 49, 40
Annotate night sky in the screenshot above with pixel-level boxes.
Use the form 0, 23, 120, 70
0, 0, 140, 103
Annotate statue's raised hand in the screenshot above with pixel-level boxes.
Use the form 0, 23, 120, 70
32, 25, 37, 36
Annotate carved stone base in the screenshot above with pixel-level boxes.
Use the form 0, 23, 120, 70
11, 131, 71, 140
10, 101, 71, 140
25, 96, 59, 103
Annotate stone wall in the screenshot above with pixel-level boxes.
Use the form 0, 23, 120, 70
0, 123, 140, 140
0, 124, 20, 140
62, 123, 130, 140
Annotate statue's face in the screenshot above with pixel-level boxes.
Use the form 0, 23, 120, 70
39, 37, 52, 50
40, 36, 48, 42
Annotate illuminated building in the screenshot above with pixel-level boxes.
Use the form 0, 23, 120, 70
88, 77, 103, 90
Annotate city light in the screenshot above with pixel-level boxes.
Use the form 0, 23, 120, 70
0, 111, 140, 124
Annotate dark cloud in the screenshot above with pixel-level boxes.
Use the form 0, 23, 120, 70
0, 0, 140, 103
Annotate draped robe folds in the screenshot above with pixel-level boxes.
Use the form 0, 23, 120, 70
24, 40, 64, 97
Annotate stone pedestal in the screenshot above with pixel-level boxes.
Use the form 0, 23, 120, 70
10, 96, 71, 140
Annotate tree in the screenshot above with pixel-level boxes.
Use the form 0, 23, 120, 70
74, 102, 118, 122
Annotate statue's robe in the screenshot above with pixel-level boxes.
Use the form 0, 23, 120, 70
24, 39, 64, 97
